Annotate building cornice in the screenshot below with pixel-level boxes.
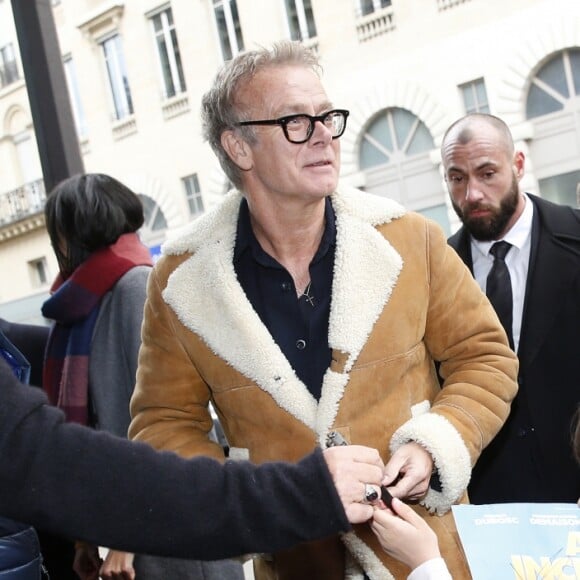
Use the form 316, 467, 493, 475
0, 213, 45, 243
77, 1, 125, 41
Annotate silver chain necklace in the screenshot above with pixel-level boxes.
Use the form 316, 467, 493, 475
301, 281, 315, 307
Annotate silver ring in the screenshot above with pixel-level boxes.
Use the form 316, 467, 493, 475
364, 483, 379, 503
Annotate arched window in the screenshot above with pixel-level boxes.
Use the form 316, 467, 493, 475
526, 49, 580, 119
358, 107, 450, 233
360, 107, 434, 169
138, 193, 167, 245
525, 49, 580, 207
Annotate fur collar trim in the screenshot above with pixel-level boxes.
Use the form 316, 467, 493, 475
162, 186, 405, 437
161, 187, 469, 578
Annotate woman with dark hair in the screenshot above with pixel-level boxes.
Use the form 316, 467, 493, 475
41, 174, 242, 580
42, 173, 153, 580
44, 173, 146, 280
43, 173, 151, 441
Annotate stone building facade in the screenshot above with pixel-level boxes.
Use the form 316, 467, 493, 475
1, 0, 579, 322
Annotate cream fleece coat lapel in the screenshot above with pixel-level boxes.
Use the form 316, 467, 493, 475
162, 186, 405, 441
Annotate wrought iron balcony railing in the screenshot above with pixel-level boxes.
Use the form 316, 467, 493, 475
0, 179, 46, 226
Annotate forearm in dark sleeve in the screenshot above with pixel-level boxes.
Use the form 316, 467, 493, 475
0, 362, 349, 558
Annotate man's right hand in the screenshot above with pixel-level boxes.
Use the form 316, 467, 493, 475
323, 445, 384, 523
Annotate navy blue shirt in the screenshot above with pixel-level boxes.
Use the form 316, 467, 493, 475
233, 198, 336, 400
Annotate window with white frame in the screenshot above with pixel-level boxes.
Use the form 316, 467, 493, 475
140, 194, 167, 232
285, 0, 317, 42
359, 107, 434, 169
538, 170, 580, 208
526, 49, 580, 119
358, 0, 391, 17
28, 257, 49, 288
213, 0, 244, 61
0, 43, 19, 88
138, 194, 168, 247
101, 34, 134, 120
150, 7, 186, 99
525, 49, 580, 208
14, 131, 42, 185
358, 107, 450, 233
459, 78, 490, 113
63, 56, 88, 139
182, 174, 204, 216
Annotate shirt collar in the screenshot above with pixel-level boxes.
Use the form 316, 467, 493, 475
233, 197, 336, 265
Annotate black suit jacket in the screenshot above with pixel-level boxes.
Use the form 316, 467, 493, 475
448, 194, 580, 502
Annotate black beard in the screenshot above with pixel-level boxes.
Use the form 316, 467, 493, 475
452, 176, 520, 241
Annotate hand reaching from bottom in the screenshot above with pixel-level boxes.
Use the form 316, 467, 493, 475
370, 497, 440, 570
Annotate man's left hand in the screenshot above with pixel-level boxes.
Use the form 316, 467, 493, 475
382, 442, 433, 501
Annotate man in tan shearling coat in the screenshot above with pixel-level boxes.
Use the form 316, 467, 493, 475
129, 42, 518, 580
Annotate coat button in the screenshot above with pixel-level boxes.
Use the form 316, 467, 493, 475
296, 339, 306, 350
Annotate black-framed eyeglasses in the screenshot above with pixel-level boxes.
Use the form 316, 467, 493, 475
236, 109, 350, 144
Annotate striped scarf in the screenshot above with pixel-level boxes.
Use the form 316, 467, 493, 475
42, 233, 152, 425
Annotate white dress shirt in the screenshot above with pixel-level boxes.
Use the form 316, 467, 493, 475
471, 194, 534, 353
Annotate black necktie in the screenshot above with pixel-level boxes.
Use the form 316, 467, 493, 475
486, 241, 514, 350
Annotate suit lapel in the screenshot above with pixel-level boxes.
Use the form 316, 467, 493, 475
518, 200, 580, 366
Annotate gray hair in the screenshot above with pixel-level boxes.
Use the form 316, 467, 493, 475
201, 41, 321, 190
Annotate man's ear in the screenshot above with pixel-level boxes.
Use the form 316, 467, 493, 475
221, 130, 253, 171
513, 150, 525, 181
